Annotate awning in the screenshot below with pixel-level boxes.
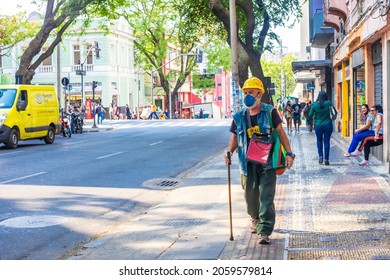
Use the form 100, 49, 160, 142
291, 59, 332, 74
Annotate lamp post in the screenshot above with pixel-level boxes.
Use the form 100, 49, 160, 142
151, 53, 194, 119
280, 39, 286, 101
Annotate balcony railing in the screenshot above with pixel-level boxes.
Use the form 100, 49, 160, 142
36, 65, 55, 73
72, 64, 94, 72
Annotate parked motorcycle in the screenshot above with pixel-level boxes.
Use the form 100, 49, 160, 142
71, 112, 83, 134
60, 114, 71, 138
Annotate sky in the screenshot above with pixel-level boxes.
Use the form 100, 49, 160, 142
2, 0, 301, 54
1, 0, 38, 15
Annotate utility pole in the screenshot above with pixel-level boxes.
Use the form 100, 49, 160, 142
280, 39, 285, 101
230, 0, 240, 114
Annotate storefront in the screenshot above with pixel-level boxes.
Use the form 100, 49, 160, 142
351, 47, 365, 132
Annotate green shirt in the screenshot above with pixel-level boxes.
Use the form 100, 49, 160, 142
308, 100, 333, 127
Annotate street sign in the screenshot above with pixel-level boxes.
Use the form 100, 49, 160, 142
61, 77, 69, 86
306, 83, 315, 90
76, 69, 86, 76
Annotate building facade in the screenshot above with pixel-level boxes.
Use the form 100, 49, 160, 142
1, 14, 150, 117
293, 0, 390, 166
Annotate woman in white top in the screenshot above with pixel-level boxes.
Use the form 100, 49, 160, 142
356, 104, 383, 166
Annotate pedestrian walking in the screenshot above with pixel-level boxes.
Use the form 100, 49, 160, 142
126, 104, 131, 120
308, 91, 334, 165
109, 103, 114, 120
224, 76, 295, 245
148, 103, 158, 120
114, 105, 120, 120
97, 103, 106, 124
303, 100, 313, 132
283, 100, 293, 134
275, 100, 284, 123
199, 108, 204, 119
291, 98, 302, 134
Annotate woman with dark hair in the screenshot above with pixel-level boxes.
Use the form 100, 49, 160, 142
352, 104, 384, 166
308, 91, 334, 165
343, 104, 372, 157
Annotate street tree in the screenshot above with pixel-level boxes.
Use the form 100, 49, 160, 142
206, 0, 302, 104
261, 53, 297, 100
13, 0, 126, 84
116, 0, 214, 115
0, 12, 40, 56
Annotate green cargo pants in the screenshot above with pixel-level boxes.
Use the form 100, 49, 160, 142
241, 162, 277, 235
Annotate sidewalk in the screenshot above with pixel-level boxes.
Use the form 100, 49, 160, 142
67, 124, 390, 260
221, 127, 390, 260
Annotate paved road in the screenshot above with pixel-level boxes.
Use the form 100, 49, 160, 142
0, 119, 232, 260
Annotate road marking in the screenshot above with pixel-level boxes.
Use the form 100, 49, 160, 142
96, 152, 123, 159
0, 172, 46, 184
149, 141, 163, 146
0, 150, 23, 156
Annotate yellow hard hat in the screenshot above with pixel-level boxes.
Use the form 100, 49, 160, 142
242, 76, 264, 93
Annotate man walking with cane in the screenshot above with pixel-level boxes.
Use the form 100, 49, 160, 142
224, 77, 294, 244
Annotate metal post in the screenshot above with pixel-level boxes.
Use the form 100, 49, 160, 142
67, 72, 71, 108
151, 70, 154, 105
81, 63, 84, 106
137, 66, 140, 119
280, 40, 285, 101
92, 83, 97, 128
229, 0, 239, 113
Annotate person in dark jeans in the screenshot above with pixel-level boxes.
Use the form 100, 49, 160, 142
291, 99, 302, 134
308, 91, 334, 165
354, 105, 384, 166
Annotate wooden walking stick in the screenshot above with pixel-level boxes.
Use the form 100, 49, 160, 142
227, 151, 234, 241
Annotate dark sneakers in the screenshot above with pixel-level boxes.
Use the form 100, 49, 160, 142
259, 234, 270, 244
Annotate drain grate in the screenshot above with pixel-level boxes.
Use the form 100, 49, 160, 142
155, 180, 180, 187
143, 178, 181, 189
160, 219, 208, 227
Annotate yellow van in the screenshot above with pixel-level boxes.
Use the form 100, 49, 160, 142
0, 85, 60, 148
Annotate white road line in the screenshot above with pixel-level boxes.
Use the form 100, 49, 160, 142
0, 172, 47, 184
149, 141, 163, 146
96, 152, 123, 159
0, 150, 23, 156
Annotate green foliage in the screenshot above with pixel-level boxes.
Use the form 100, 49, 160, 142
261, 53, 297, 99
201, 37, 231, 73
0, 12, 40, 54
193, 74, 215, 89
